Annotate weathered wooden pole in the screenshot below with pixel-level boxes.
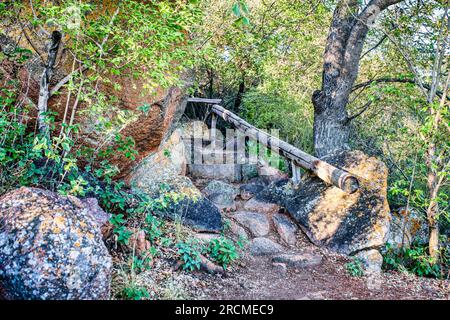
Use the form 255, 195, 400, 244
210, 114, 217, 151
210, 104, 359, 193
291, 161, 302, 185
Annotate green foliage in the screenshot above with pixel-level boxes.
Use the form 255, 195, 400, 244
176, 239, 202, 272
32, 0, 203, 90
122, 284, 151, 300
345, 258, 364, 277
110, 214, 132, 245
232, 1, 250, 26
163, 148, 171, 158
382, 243, 448, 279
194, 0, 328, 151
144, 214, 164, 243
206, 237, 239, 270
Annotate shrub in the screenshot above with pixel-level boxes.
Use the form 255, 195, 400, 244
382, 242, 448, 278
176, 240, 203, 272
122, 285, 151, 300
345, 258, 364, 277
207, 237, 239, 270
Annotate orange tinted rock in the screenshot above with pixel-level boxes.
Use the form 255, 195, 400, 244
1, 34, 188, 179
262, 151, 391, 255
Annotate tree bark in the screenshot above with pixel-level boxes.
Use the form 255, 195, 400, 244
234, 80, 245, 112
425, 136, 441, 260
312, 0, 403, 157
37, 31, 62, 137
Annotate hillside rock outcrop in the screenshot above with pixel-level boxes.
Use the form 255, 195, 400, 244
0, 33, 189, 178
257, 151, 391, 255
129, 129, 187, 194
0, 187, 111, 300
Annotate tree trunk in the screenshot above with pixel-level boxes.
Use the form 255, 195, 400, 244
426, 158, 440, 260
234, 80, 245, 112
312, 0, 403, 157
312, 92, 350, 158
37, 31, 62, 137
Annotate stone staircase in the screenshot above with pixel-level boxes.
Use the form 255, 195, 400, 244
181, 121, 323, 271
191, 177, 323, 272
183, 136, 259, 183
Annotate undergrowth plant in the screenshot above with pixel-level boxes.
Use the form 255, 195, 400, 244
207, 237, 239, 270
345, 258, 364, 277
176, 239, 203, 272
382, 242, 449, 279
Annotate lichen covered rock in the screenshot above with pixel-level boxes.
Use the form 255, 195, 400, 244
292, 151, 389, 254
129, 129, 187, 194
132, 175, 223, 233
386, 207, 428, 248
168, 195, 223, 233
250, 238, 284, 256
234, 212, 270, 237
273, 214, 298, 246
1, 33, 189, 179
0, 187, 112, 300
354, 249, 384, 273
203, 180, 238, 208
263, 151, 391, 255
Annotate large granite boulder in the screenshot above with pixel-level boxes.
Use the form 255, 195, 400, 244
234, 212, 270, 237
259, 151, 391, 255
129, 129, 222, 232
133, 174, 222, 233
129, 129, 187, 194
0, 187, 112, 300
169, 196, 223, 233
163, 177, 223, 232
1, 32, 189, 180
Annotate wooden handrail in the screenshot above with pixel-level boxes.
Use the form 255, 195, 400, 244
187, 97, 223, 104
209, 104, 360, 193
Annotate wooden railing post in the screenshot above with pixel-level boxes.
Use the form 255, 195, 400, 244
291, 161, 302, 185
210, 114, 217, 152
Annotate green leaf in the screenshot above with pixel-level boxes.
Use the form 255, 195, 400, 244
232, 3, 241, 17
240, 2, 250, 15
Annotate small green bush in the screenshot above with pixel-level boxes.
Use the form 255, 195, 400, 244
382, 242, 448, 278
122, 285, 150, 300
176, 240, 202, 272
207, 237, 239, 270
345, 258, 364, 277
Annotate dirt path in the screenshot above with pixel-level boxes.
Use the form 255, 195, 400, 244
198, 235, 449, 300
187, 177, 449, 300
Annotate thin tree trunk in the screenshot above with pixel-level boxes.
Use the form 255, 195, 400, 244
37, 31, 62, 137
234, 80, 245, 112
425, 73, 450, 260
426, 141, 440, 259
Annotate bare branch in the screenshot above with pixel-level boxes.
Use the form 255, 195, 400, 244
352, 77, 450, 100
346, 97, 378, 122
361, 34, 387, 59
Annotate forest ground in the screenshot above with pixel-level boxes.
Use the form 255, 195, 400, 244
180, 178, 450, 300
195, 232, 449, 300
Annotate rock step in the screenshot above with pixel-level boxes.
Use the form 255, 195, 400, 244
272, 252, 322, 269
234, 212, 270, 237
250, 237, 284, 256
